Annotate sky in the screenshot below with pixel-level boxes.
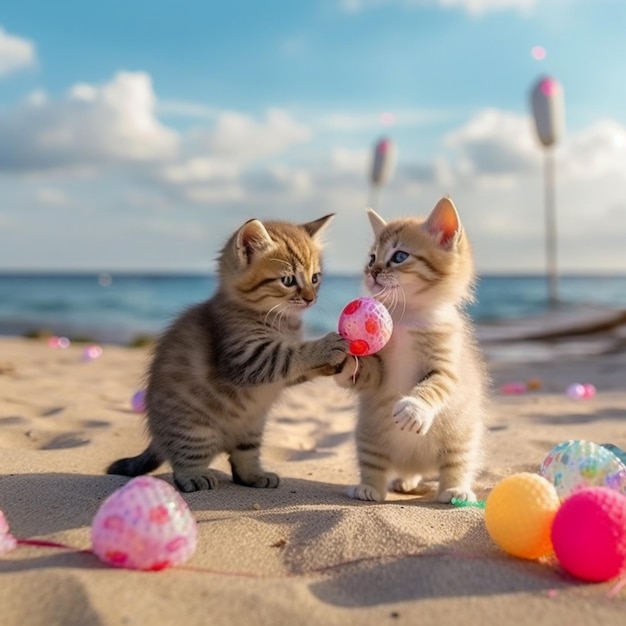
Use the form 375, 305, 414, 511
0, 0, 625, 275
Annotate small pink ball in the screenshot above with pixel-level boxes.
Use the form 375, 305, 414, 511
92, 476, 197, 571
582, 383, 596, 399
338, 297, 393, 356
131, 390, 147, 413
501, 382, 527, 395
48, 336, 70, 349
0, 510, 17, 556
551, 487, 626, 582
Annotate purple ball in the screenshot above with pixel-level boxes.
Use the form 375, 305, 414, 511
131, 390, 147, 413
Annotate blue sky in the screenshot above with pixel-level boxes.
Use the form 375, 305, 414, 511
1, 0, 625, 274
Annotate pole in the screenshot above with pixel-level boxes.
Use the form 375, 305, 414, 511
544, 149, 558, 307
368, 185, 380, 211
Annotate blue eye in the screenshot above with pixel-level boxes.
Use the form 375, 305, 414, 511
312, 272, 321, 284
391, 251, 409, 264
281, 275, 297, 287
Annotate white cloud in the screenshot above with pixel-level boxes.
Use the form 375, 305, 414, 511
35, 187, 69, 207
339, 0, 537, 15
156, 99, 217, 120
0, 72, 179, 172
331, 147, 369, 175
195, 109, 312, 161
317, 108, 449, 132
561, 120, 626, 180
444, 109, 538, 182
443, 108, 626, 186
0, 26, 36, 77
158, 158, 239, 184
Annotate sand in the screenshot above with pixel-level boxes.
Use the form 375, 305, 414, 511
0, 335, 625, 625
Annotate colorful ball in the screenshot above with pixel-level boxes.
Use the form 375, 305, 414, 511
92, 476, 197, 571
338, 297, 393, 356
552, 487, 626, 582
500, 381, 527, 395
540, 440, 626, 500
0, 510, 17, 556
82, 344, 103, 361
48, 336, 70, 349
131, 390, 147, 413
485, 472, 560, 560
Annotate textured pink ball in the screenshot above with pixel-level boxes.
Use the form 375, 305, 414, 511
92, 476, 197, 571
551, 487, 626, 582
338, 297, 393, 356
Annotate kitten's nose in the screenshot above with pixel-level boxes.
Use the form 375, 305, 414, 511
371, 268, 380, 279
302, 295, 314, 305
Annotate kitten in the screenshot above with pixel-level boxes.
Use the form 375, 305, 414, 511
335, 197, 488, 503
107, 215, 348, 492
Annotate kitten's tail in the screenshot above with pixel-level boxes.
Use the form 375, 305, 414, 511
106, 446, 163, 477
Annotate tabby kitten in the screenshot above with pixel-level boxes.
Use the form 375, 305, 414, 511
108, 215, 348, 492
335, 197, 488, 503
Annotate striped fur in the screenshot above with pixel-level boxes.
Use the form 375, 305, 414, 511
107, 215, 348, 492
335, 197, 489, 503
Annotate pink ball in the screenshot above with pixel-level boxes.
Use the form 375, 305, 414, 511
551, 487, 626, 582
92, 476, 197, 571
0, 510, 17, 556
582, 383, 596, 399
501, 382, 527, 395
338, 297, 393, 356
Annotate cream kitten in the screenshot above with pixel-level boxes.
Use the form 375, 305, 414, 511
335, 197, 488, 503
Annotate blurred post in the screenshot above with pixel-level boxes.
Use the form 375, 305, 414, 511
369, 137, 396, 210
530, 75, 565, 307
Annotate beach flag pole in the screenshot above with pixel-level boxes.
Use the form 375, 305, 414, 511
368, 137, 396, 211
530, 75, 565, 308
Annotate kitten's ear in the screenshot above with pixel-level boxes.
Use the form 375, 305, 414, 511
235, 219, 274, 265
367, 208, 387, 238
300, 214, 334, 239
424, 197, 462, 248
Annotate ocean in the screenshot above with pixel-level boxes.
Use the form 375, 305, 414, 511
1, 272, 626, 346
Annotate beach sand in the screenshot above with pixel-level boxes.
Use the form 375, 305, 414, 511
1, 335, 625, 625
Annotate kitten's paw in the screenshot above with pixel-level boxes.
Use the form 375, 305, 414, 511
346, 484, 384, 502
234, 471, 280, 489
392, 397, 435, 435
333, 356, 359, 388
174, 470, 219, 492
390, 476, 423, 494
318, 332, 350, 367
436, 487, 477, 504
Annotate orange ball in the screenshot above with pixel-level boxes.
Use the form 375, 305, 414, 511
485, 472, 560, 560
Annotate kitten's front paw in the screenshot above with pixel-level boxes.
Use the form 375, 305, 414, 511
174, 470, 220, 492
436, 487, 477, 504
333, 355, 358, 388
317, 332, 350, 367
392, 397, 435, 435
347, 484, 383, 502
234, 471, 280, 489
